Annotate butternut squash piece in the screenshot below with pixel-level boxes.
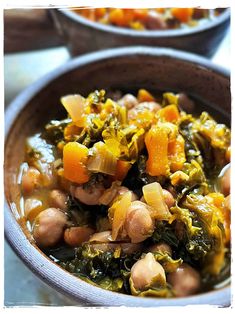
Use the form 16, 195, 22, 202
95, 8, 106, 19
168, 134, 186, 172
109, 9, 126, 26
137, 89, 155, 102
158, 104, 180, 123
133, 9, 148, 21
113, 160, 131, 181
63, 142, 90, 184
171, 8, 194, 23
145, 125, 169, 176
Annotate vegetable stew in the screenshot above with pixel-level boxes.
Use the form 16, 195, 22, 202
73, 8, 224, 31
19, 89, 231, 298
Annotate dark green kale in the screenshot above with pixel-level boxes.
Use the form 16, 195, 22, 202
59, 244, 141, 293
44, 118, 71, 144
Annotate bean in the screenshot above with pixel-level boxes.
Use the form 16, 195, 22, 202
33, 208, 67, 248
24, 198, 43, 223
162, 189, 175, 208
130, 253, 166, 291
148, 242, 172, 256
21, 167, 41, 194
73, 184, 105, 205
167, 263, 201, 297
89, 231, 112, 243
116, 187, 138, 202
128, 101, 161, 120
49, 189, 68, 211
125, 201, 154, 243
118, 94, 138, 110
145, 12, 167, 30
64, 226, 95, 247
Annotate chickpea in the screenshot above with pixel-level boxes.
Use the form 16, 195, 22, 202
130, 253, 166, 291
33, 208, 68, 248
145, 11, 167, 30
118, 94, 138, 110
162, 189, 175, 208
89, 231, 112, 242
193, 8, 209, 19
64, 226, 95, 247
72, 184, 105, 205
21, 167, 41, 194
128, 101, 161, 120
99, 185, 138, 206
167, 263, 201, 297
115, 187, 138, 202
221, 165, 230, 196
49, 189, 68, 211
148, 242, 172, 256
24, 198, 43, 223
125, 201, 154, 243
177, 93, 195, 113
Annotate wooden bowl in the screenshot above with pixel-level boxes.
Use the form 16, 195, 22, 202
51, 8, 230, 57
4, 47, 231, 306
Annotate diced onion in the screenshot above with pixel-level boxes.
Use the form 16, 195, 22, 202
87, 141, 117, 175
61, 94, 86, 126
99, 181, 121, 205
24, 198, 43, 223
143, 182, 171, 220
110, 191, 132, 240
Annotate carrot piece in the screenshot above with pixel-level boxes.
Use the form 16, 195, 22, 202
145, 125, 169, 176
63, 142, 90, 184
168, 134, 186, 172
157, 104, 180, 122
137, 89, 155, 102
95, 8, 107, 19
122, 9, 135, 24
76, 8, 90, 18
133, 9, 148, 21
155, 8, 165, 14
206, 193, 230, 245
113, 160, 132, 181
171, 8, 194, 23
109, 8, 126, 26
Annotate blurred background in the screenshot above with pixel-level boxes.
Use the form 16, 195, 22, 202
4, 7, 230, 306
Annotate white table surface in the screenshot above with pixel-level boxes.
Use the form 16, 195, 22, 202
4, 27, 230, 306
